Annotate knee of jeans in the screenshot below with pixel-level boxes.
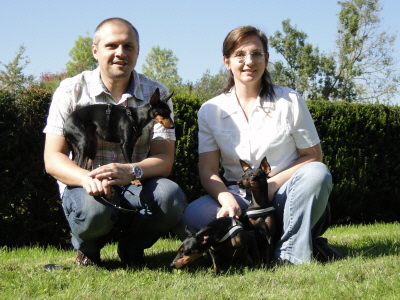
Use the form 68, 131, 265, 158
73, 196, 117, 238
142, 178, 187, 220
301, 162, 332, 189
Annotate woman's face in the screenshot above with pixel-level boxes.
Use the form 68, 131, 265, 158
223, 35, 269, 88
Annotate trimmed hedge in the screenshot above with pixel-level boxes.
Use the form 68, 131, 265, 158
0, 89, 399, 246
0, 89, 68, 247
309, 101, 400, 223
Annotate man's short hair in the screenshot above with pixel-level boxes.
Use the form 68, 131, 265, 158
93, 18, 139, 45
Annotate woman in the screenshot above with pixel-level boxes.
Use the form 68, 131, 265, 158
179, 26, 332, 264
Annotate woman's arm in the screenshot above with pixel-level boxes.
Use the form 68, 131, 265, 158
199, 150, 242, 219
267, 143, 322, 201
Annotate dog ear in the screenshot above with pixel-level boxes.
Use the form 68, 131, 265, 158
150, 88, 161, 106
239, 159, 252, 172
196, 228, 211, 244
259, 156, 271, 175
185, 226, 194, 238
161, 91, 174, 102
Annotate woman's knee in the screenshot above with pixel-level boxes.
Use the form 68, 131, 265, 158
298, 162, 332, 191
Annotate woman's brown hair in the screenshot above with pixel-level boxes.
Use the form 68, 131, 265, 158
222, 26, 275, 101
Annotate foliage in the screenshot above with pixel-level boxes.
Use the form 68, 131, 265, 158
0, 89, 69, 247
169, 93, 205, 201
269, 20, 339, 101
1, 88, 400, 247
34, 71, 68, 93
309, 101, 400, 223
269, 0, 399, 104
192, 68, 229, 100
0, 45, 35, 93
336, 0, 399, 103
0, 223, 399, 298
142, 46, 182, 91
65, 35, 98, 77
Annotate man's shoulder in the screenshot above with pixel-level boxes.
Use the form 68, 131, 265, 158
133, 72, 170, 100
136, 73, 168, 92
57, 69, 99, 92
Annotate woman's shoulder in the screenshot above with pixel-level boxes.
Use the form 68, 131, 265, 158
272, 85, 302, 101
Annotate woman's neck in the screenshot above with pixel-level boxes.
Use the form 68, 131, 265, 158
234, 81, 260, 102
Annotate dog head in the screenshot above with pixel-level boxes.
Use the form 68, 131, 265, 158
170, 226, 212, 269
237, 156, 271, 191
149, 88, 175, 129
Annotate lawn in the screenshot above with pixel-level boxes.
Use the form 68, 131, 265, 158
1, 223, 399, 299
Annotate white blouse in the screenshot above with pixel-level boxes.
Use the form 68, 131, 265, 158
198, 85, 320, 186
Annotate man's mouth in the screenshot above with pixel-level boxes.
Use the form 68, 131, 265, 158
113, 60, 128, 66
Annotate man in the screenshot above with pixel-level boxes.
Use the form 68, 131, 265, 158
43, 18, 186, 267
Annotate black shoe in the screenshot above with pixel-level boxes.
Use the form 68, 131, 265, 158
117, 244, 145, 268
75, 250, 101, 266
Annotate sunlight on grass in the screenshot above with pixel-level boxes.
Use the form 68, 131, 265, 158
0, 223, 399, 299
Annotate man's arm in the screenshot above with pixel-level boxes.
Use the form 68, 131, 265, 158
44, 133, 110, 197
87, 139, 175, 190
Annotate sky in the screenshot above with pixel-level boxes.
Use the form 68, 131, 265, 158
1, 0, 399, 104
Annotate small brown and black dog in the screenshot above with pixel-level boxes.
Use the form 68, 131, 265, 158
171, 217, 260, 274
63, 88, 174, 170
237, 157, 276, 267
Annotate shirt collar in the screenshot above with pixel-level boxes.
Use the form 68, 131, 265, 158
221, 88, 269, 118
221, 89, 240, 118
88, 67, 143, 102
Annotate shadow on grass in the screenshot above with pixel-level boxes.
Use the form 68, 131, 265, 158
95, 237, 399, 273
101, 250, 268, 276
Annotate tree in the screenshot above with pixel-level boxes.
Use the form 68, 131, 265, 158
269, 19, 339, 100
142, 46, 182, 90
336, 0, 399, 103
35, 71, 68, 93
65, 35, 98, 77
0, 45, 34, 93
193, 69, 229, 99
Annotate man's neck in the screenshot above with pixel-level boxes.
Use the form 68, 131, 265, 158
101, 75, 132, 102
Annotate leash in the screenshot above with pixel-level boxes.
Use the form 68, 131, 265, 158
217, 218, 244, 243
104, 104, 138, 132
105, 104, 113, 128
124, 107, 138, 132
93, 185, 138, 213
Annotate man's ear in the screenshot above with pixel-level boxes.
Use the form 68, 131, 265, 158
92, 44, 98, 60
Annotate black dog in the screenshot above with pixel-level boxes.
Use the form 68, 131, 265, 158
63, 88, 174, 170
237, 157, 276, 267
171, 217, 260, 274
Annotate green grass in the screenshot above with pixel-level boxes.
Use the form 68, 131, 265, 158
1, 223, 399, 299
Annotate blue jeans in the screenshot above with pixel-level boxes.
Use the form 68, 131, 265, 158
176, 162, 332, 264
62, 177, 187, 254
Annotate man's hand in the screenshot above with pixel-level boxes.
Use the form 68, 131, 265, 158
82, 176, 112, 198
87, 163, 133, 188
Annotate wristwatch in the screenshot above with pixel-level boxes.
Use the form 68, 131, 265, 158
131, 164, 143, 179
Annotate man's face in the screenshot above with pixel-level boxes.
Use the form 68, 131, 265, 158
92, 22, 139, 82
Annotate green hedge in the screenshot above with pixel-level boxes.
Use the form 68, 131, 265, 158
309, 101, 400, 223
1, 89, 399, 247
0, 89, 68, 247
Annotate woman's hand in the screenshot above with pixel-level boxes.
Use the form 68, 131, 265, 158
217, 192, 242, 219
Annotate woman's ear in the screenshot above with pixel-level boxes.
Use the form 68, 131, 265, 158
223, 56, 231, 71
